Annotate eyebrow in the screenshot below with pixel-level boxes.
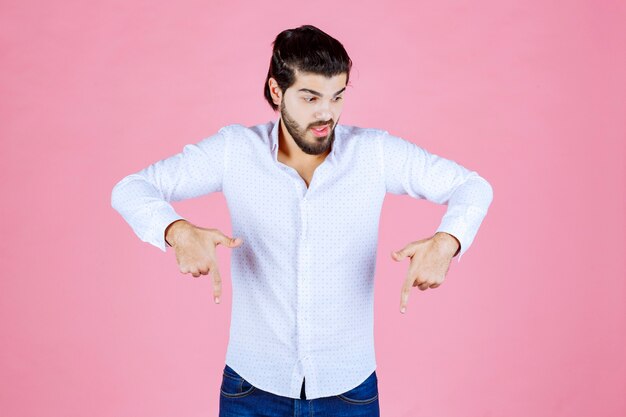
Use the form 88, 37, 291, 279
297, 87, 346, 97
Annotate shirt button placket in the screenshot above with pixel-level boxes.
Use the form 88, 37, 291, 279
296, 197, 311, 367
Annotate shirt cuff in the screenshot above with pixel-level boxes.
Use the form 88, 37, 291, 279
435, 205, 487, 263
144, 207, 186, 252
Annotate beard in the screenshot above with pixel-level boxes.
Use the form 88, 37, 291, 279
280, 100, 337, 156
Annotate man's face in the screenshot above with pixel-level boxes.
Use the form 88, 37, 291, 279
279, 70, 347, 155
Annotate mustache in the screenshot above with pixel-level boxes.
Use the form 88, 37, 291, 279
309, 121, 334, 128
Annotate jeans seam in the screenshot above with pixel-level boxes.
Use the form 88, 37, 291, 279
336, 393, 379, 405
220, 386, 256, 398
223, 368, 239, 379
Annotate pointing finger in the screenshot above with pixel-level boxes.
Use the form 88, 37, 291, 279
400, 278, 413, 314
211, 264, 222, 304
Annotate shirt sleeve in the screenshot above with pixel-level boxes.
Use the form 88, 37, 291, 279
111, 127, 228, 252
379, 131, 494, 262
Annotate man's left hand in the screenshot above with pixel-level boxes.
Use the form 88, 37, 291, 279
391, 232, 460, 314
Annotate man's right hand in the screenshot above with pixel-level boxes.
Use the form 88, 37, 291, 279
165, 219, 244, 304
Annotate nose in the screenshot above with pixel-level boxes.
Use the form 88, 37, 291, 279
314, 108, 332, 122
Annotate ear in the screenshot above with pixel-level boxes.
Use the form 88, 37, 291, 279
268, 77, 282, 106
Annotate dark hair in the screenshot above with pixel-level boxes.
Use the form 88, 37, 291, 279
263, 25, 353, 111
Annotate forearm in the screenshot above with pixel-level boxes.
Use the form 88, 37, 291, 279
435, 175, 493, 261
111, 174, 185, 251
111, 131, 228, 252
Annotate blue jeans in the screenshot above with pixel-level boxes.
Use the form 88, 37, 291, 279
219, 364, 380, 416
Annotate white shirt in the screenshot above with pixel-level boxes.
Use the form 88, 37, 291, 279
111, 116, 493, 400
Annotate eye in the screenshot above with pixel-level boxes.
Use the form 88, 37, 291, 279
333, 96, 343, 102
304, 97, 316, 102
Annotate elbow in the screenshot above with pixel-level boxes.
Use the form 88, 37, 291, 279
466, 172, 494, 207
479, 175, 494, 207
110, 180, 121, 212
110, 176, 130, 213
486, 177, 494, 202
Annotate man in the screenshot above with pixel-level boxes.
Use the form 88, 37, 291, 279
111, 24, 493, 417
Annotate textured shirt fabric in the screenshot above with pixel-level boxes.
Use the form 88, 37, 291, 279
111, 116, 494, 400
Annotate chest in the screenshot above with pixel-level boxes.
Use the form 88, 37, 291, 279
292, 166, 317, 188
277, 156, 324, 189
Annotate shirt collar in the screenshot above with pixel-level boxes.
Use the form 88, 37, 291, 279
270, 115, 280, 161
269, 115, 339, 162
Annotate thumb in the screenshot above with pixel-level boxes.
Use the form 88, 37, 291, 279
226, 237, 243, 248
215, 231, 244, 248
391, 248, 409, 262
225, 236, 244, 248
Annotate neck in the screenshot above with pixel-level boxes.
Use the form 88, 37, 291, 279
277, 119, 330, 165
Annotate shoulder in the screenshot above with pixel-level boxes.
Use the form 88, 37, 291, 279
336, 124, 387, 149
216, 121, 274, 145
335, 124, 389, 157
218, 121, 272, 135
336, 124, 387, 140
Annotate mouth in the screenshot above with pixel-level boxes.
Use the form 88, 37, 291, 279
310, 124, 330, 137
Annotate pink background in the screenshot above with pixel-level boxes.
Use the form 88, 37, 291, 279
1, 0, 624, 416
